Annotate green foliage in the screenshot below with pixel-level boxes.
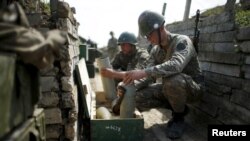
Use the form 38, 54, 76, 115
235, 8, 250, 27
199, 3, 250, 27
40, 1, 50, 15
200, 5, 224, 17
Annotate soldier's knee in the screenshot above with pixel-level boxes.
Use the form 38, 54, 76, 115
163, 74, 186, 94
135, 91, 146, 102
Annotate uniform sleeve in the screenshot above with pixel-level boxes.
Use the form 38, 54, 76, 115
136, 49, 150, 69
133, 47, 158, 89
146, 47, 158, 68
134, 77, 155, 91
144, 37, 194, 78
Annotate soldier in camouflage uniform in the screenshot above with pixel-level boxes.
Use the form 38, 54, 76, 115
0, 2, 66, 140
0, 2, 66, 69
107, 31, 119, 62
122, 10, 204, 139
101, 31, 149, 82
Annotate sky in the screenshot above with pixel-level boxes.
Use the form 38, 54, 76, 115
63, 0, 229, 47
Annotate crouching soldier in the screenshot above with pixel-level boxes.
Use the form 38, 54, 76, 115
122, 10, 204, 139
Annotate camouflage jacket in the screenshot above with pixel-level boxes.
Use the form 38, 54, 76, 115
0, 3, 66, 69
144, 33, 201, 78
111, 47, 149, 71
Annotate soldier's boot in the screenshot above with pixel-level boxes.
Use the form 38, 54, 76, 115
166, 106, 189, 139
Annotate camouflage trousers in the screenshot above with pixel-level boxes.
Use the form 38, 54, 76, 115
135, 73, 203, 113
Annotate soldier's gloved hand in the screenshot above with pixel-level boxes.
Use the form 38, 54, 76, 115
123, 70, 147, 85
100, 68, 114, 78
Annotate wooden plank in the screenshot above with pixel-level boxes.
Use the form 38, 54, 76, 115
75, 58, 92, 118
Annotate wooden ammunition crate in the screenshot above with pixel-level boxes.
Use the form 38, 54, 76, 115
76, 59, 144, 141
90, 91, 144, 141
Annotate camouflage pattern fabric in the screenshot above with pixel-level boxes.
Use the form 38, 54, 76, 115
107, 37, 119, 61
145, 33, 201, 78
136, 33, 203, 113
0, 2, 66, 69
111, 47, 149, 71
0, 54, 16, 95
136, 74, 202, 111
0, 3, 65, 131
135, 83, 169, 110
112, 46, 150, 87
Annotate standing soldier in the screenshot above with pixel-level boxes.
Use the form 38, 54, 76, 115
121, 10, 204, 139
107, 31, 119, 61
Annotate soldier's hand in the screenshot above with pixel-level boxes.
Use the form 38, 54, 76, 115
123, 70, 147, 85
100, 68, 114, 78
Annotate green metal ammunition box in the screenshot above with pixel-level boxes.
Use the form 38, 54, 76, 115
0, 53, 42, 140
79, 44, 89, 60
86, 63, 95, 78
87, 47, 97, 63
76, 58, 144, 141
90, 92, 144, 141
34, 108, 46, 141
4, 108, 45, 141
0, 53, 17, 138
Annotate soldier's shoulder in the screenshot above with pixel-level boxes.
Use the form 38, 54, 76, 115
136, 47, 148, 53
174, 34, 193, 52
150, 45, 160, 53
174, 34, 189, 41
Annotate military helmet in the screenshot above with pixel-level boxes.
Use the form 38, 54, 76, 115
118, 32, 137, 45
138, 10, 165, 37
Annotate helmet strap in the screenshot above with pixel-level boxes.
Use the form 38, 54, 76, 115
157, 28, 162, 48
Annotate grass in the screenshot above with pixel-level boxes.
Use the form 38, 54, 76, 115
40, 1, 50, 15
235, 5, 250, 27
200, 5, 225, 17
194, 3, 250, 27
